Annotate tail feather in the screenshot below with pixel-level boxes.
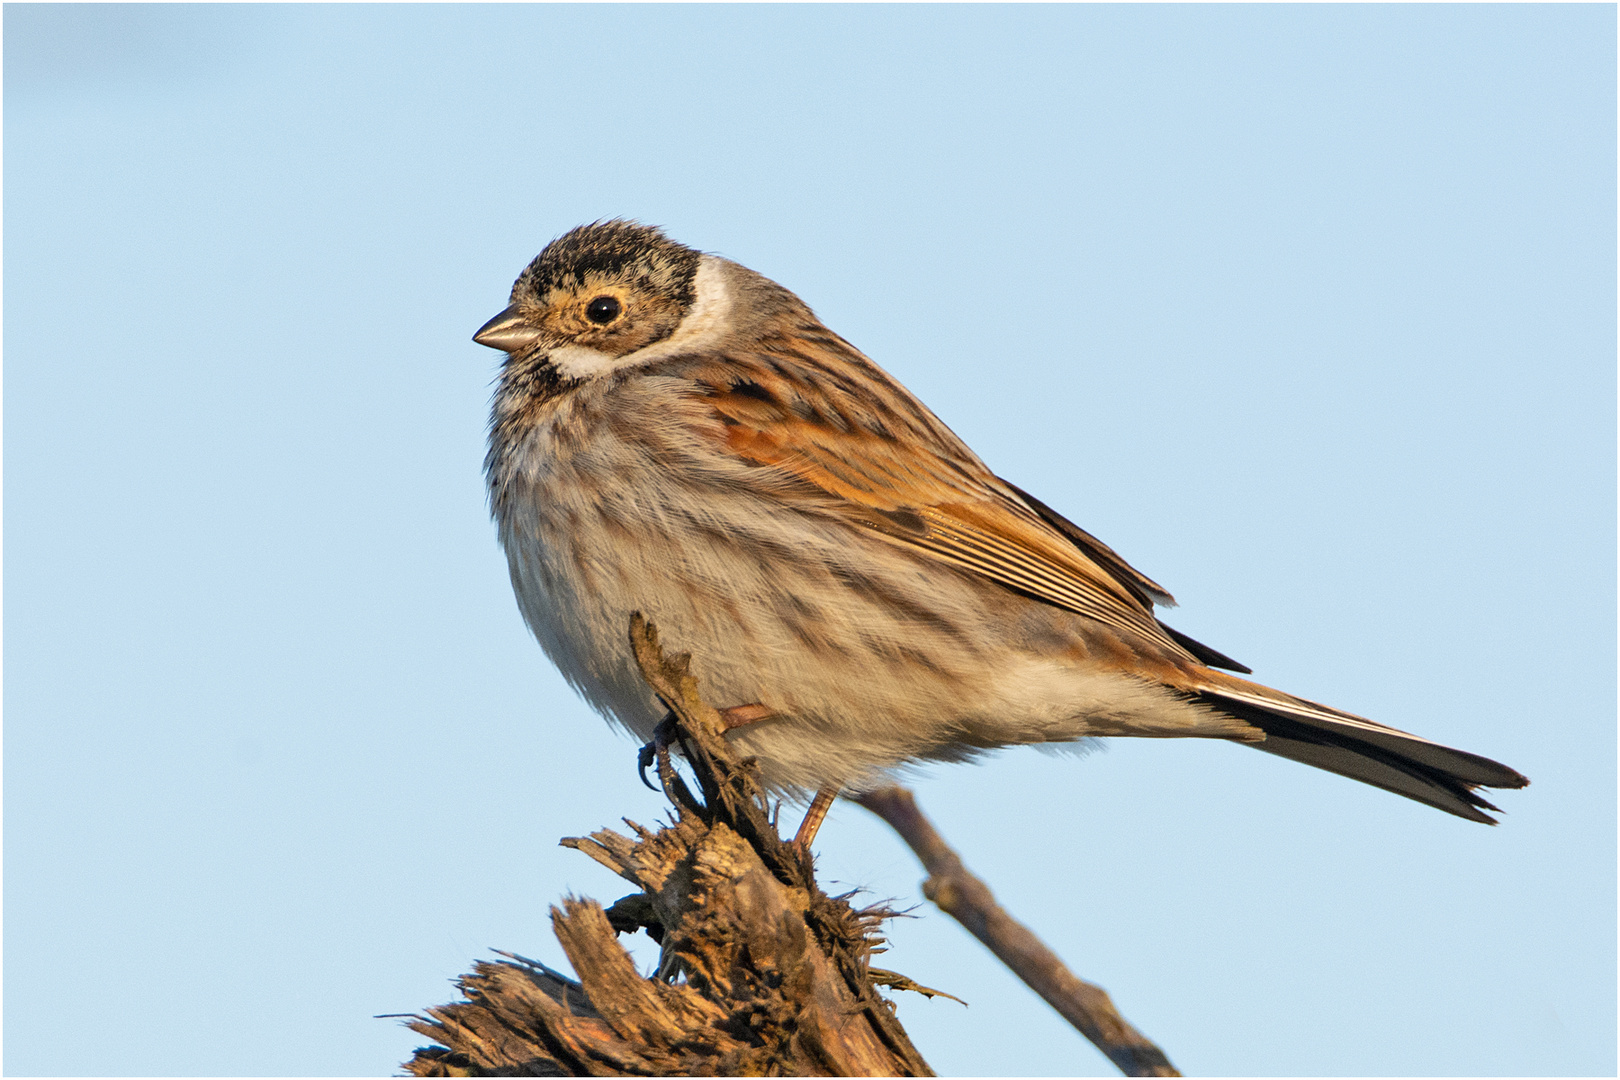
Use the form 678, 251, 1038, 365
1192, 684, 1529, 825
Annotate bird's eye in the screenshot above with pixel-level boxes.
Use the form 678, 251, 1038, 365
585, 296, 621, 324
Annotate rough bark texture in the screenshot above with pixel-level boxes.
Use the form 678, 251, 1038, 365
402, 615, 934, 1077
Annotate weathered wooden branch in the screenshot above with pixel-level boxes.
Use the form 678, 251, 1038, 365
401, 615, 933, 1076
854, 786, 1180, 1077
403, 613, 1180, 1076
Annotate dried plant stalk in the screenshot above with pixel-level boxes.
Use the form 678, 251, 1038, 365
403, 614, 1180, 1076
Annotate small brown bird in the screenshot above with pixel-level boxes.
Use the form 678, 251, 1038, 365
475, 220, 1527, 848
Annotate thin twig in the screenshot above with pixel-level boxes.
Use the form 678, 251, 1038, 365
855, 785, 1181, 1078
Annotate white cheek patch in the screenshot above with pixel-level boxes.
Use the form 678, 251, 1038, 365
545, 257, 736, 380
547, 344, 621, 379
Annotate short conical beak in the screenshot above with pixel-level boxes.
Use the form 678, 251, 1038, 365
473, 306, 545, 352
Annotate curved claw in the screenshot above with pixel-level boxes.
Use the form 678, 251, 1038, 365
636, 713, 680, 792
637, 740, 660, 791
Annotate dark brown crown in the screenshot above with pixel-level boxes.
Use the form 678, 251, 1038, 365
514, 220, 702, 309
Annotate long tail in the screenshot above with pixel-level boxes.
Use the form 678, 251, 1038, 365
1190, 676, 1529, 824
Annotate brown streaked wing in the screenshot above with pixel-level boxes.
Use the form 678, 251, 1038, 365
690, 345, 1201, 661
997, 478, 1255, 673
998, 479, 1176, 608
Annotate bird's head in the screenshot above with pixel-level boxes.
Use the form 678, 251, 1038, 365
474, 220, 704, 377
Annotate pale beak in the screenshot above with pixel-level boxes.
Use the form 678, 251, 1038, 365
473, 306, 545, 352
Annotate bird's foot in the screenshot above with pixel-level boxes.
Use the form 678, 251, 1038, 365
636, 713, 681, 792
637, 703, 774, 791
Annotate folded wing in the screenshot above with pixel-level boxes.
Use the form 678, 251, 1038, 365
687, 342, 1528, 822
693, 346, 1209, 664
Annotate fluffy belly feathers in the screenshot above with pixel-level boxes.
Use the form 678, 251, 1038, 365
497, 450, 1231, 795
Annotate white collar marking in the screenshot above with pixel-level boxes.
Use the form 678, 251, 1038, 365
546, 256, 734, 380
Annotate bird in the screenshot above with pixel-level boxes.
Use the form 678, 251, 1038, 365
474, 219, 1527, 849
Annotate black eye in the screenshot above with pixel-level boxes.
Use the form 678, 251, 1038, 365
585, 296, 621, 324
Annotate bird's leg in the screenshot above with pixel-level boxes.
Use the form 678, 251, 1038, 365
793, 785, 839, 853
637, 702, 833, 850
721, 703, 843, 853
719, 704, 836, 852
637, 704, 772, 791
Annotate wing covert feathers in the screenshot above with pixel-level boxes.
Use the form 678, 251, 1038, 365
696, 346, 1205, 663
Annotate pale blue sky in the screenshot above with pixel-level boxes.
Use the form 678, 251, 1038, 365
5, 4, 1614, 1076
